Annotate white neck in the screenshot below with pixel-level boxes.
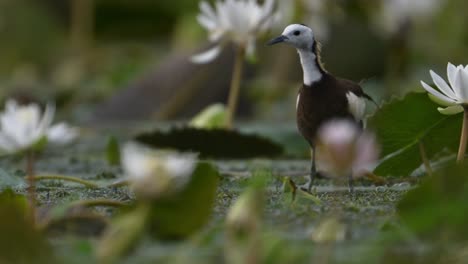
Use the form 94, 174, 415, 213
297, 49, 323, 86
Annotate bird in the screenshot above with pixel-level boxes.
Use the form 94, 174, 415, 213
267, 24, 375, 192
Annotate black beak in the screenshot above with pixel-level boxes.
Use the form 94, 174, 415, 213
267, 35, 288, 46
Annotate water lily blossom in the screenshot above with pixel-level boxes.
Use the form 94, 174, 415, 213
192, 0, 279, 128
192, 0, 278, 64
315, 120, 379, 178
420, 63, 468, 162
0, 99, 78, 153
0, 99, 78, 224
121, 142, 198, 199
420, 63, 468, 115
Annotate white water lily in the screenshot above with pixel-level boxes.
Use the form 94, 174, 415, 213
420, 63, 468, 115
121, 142, 198, 199
0, 100, 78, 153
316, 120, 379, 177
421, 63, 468, 162
192, 0, 279, 63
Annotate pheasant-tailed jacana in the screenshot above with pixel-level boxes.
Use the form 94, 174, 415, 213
268, 24, 375, 192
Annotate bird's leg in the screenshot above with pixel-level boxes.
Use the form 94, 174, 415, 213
348, 173, 354, 193
307, 147, 317, 192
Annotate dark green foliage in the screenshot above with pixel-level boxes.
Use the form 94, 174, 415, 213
397, 162, 468, 241
97, 162, 219, 262
368, 92, 461, 176
148, 162, 219, 239
0, 190, 56, 264
95, 0, 198, 39
135, 127, 284, 159
97, 203, 149, 264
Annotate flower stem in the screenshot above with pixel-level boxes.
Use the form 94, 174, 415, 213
225, 45, 246, 129
26, 151, 36, 224
35, 175, 100, 188
107, 179, 129, 188
457, 107, 468, 163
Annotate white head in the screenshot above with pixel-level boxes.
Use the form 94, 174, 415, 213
268, 24, 324, 85
267, 24, 315, 50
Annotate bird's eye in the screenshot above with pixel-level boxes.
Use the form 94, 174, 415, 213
293, 30, 301, 36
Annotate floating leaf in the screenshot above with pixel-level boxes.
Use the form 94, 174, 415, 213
135, 127, 283, 158
368, 92, 461, 176
147, 162, 219, 239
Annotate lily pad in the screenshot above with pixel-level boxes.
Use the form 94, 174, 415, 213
368, 92, 461, 176
135, 127, 284, 158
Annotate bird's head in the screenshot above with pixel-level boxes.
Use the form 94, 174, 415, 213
267, 24, 314, 50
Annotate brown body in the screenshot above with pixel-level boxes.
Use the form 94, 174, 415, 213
296, 73, 368, 147
268, 23, 373, 191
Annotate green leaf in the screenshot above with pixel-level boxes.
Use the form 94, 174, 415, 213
135, 127, 284, 158
106, 136, 121, 166
97, 204, 150, 264
0, 190, 56, 264
147, 162, 219, 239
368, 92, 462, 176
397, 162, 468, 241
190, 103, 227, 129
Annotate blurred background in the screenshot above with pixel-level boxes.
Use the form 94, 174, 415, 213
0, 0, 466, 124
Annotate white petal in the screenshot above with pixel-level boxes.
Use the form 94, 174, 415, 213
420, 81, 456, 104
452, 67, 468, 102
437, 105, 464, 115
0, 110, 20, 145
5, 99, 18, 113
200, 1, 217, 21
164, 154, 197, 190
47, 123, 78, 145
121, 142, 157, 180
191, 45, 222, 64
0, 132, 19, 153
427, 93, 456, 107
197, 14, 217, 30
430, 70, 457, 99
458, 68, 468, 102
1, 104, 41, 148
447, 62, 458, 89
37, 103, 55, 136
